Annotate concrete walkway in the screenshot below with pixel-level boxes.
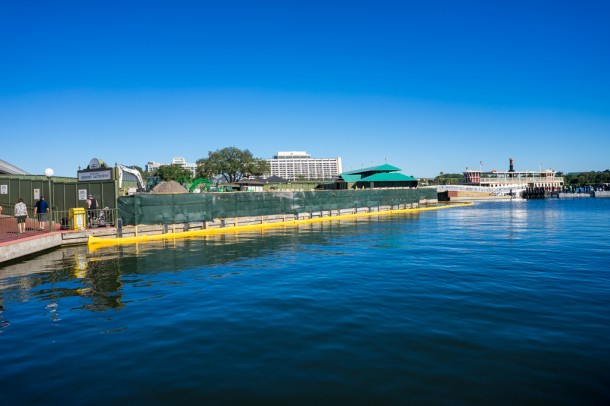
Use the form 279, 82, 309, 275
0, 227, 117, 264
0, 231, 66, 263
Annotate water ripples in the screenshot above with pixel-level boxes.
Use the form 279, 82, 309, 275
1, 199, 610, 404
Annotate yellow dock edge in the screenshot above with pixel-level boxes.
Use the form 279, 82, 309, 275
88, 202, 473, 247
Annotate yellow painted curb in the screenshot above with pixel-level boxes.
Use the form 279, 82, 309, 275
88, 203, 473, 248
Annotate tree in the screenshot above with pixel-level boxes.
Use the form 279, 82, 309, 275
246, 158, 270, 177
563, 170, 610, 187
433, 172, 462, 185
153, 164, 193, 181
196, 147, 270, 183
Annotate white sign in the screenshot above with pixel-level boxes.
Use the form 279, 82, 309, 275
75, 212, 85, 228
78, 170, 112, 181
0, 185, 7, 194
78, 189, 88, 201
34, 188, 40, 200
89, 158, 102, 169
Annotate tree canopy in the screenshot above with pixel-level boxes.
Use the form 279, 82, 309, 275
153, 164, 193, 181
562, 170, 610, 186
196, 147, 270, 183
432, 172, 463, 185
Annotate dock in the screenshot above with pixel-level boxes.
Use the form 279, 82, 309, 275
0, 227, 117, 264
557, 191, 610, 198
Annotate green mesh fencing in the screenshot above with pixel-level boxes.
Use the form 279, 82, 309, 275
117, 188, 437, 226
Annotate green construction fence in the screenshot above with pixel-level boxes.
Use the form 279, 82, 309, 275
117, 188, 437, 226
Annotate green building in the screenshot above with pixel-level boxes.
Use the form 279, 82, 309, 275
336, 164, 418, 189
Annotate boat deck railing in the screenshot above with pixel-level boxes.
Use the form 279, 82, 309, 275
479, 176, 564, 184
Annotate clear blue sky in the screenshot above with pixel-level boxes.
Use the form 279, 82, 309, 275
1, 0, 609, 178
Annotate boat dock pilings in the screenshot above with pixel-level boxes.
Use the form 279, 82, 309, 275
522, 187, 547, 199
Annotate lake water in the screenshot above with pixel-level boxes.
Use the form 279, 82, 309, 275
1, 199, 609, 405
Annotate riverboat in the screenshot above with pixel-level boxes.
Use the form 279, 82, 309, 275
438, 158, 564, 201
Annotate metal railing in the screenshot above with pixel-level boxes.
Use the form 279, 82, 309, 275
0, 206, 118, 237
52, 208, 118, 230
0, 206, 54, 236
479, 176, 564, 184
86, 207, 117, 228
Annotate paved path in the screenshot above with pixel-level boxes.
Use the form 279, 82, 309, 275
0, 228, 59, 244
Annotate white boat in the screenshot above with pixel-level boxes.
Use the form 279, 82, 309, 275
438, 158, 564, 201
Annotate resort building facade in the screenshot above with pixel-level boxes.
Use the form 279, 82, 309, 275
266, 151, 342, 181
146, 157, 197, 176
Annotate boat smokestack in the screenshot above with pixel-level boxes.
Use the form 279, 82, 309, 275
509, 158, 515, 172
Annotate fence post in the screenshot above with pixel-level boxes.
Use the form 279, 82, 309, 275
45, 168, 54, 233
117, 217, 123, 238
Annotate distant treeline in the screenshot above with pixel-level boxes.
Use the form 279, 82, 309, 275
559, 170, 610, 186
430, 173, 463, 185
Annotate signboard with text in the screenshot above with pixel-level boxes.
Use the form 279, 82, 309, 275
78, 170, 112, 181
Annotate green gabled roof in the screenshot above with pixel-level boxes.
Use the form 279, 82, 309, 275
341, 164, 401, 176
340, 174, 363, 182
361, 173, 417, 182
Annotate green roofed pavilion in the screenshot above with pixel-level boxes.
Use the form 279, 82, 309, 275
334, 164, 418, 189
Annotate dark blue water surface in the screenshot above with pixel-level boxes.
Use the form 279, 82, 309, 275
1, 199, 609, 405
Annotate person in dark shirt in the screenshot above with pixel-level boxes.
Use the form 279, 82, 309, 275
34, 196, 50, 231
87, 195, 98, 227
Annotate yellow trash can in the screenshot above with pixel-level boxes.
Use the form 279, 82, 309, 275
69, 208, 86, 230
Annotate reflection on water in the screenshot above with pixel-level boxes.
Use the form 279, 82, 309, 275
0, 216, 413, 317
0, 201, 599, 319
1, 200, 609, 404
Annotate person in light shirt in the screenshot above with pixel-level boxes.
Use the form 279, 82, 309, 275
14, 197, 28, 234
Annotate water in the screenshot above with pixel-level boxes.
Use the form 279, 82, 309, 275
1, 199, 609, 405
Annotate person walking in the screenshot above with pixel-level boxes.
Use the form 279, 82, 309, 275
34, 196, 50, 231
14, 197, 28, 234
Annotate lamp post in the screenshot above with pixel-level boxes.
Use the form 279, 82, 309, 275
45, 168, 54, 232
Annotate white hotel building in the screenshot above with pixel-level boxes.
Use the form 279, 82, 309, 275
267, 151, 342, 181
146, 157, 197, 177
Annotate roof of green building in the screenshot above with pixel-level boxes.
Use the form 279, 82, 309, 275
361, 172, 417, 182
338, 163, 418, 183
340, 174, 363, 183
340, 164, 402, 176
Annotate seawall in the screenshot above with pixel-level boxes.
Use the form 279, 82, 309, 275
89, 202, 469, 248
2, 188, 440, 262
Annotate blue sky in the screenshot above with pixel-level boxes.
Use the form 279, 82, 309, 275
1, 0, 609, 178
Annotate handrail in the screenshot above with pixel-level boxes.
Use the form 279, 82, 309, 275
479, 176, 564, 183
